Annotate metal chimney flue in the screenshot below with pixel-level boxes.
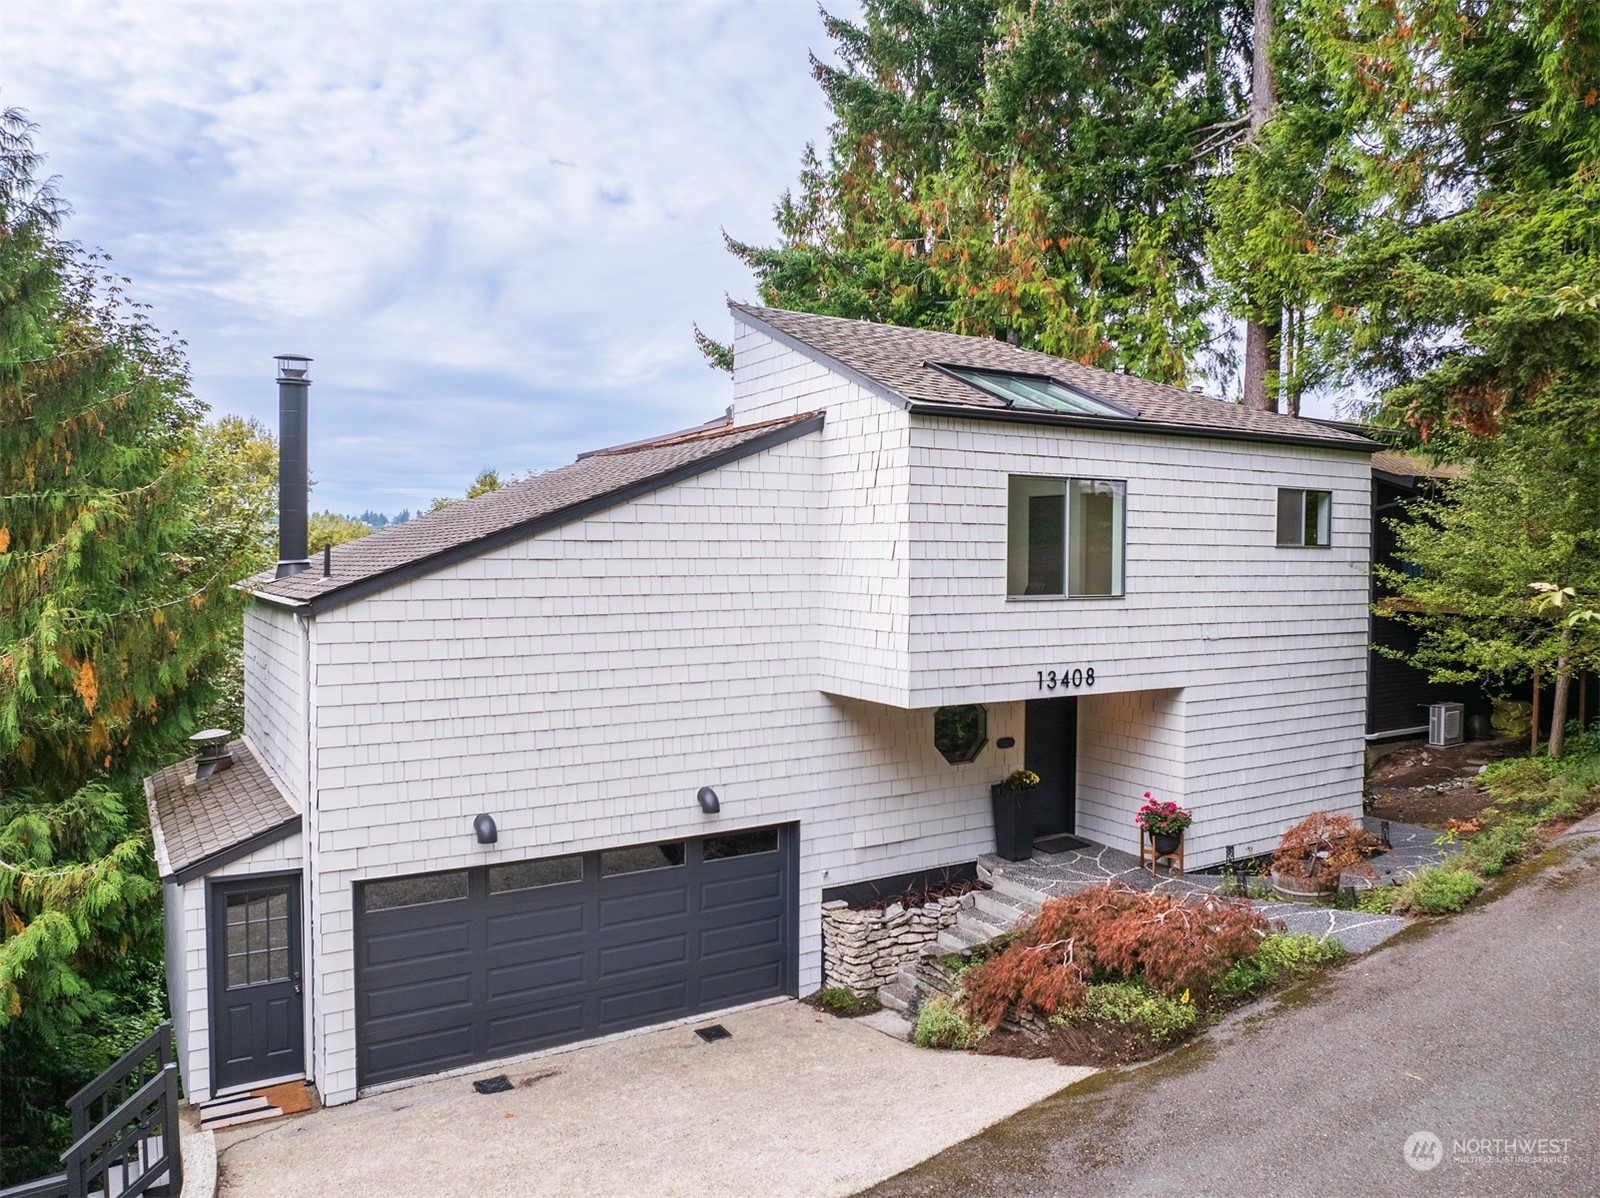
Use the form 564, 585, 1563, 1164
274, 354, 313, 578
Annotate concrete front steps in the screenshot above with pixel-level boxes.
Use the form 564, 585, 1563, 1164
197, 1079, 316, 1131
876, 856, 1045, 1019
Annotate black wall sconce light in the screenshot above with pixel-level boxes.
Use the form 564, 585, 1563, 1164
474, 813, 498, 845
697, 787, 720, 814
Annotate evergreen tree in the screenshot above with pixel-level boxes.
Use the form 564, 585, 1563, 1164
0, 110, 252, 1183
1218, 0, 1600, 438
1380, 428, 1600, 755
717, 0, 1254, 385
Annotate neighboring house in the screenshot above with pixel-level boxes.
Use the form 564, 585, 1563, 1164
146, 304, 1378, 1108
1365, 449, 1485, 740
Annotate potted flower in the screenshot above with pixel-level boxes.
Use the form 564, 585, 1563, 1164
1269, 811, 1380, 901
990, 770, 1041, 862
1135, 792, 1193, 857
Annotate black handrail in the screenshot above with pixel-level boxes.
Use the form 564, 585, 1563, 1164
62, 1065, 181, 1198
1, 1022, 182, 1198
66, 1023, 175, 1144
0, 1176, 68, 1198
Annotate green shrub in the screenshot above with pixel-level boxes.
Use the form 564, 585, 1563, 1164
1395, 867, 1483, 914
1347, 886, 1400, 915
1074, 981, 1197, 1041
913, 996, 986, 1049
1461, 818, 1536, 876
1212, 933, 1345, 1003
1480, 756, 1557, 799
807, 986, 880, 1017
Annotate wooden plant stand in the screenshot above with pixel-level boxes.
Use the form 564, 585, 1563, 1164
1139, 828, 1185, 877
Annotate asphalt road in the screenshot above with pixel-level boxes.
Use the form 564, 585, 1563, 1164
859, 821, 1600, 1198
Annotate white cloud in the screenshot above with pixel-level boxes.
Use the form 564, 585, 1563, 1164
2, 0, 852, 513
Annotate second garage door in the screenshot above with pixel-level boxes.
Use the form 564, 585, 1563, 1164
353, 825, 796, 1089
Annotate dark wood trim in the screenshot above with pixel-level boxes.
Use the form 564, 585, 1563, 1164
167, 817, 301, 886
908, 401, 1380, 454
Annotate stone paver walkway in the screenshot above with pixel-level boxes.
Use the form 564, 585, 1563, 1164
982, 816, 1456, 955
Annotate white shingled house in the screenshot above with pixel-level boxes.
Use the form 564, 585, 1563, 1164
146, 304, 1376, 1108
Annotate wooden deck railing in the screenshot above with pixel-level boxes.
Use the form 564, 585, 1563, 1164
0, 1022, 182, 1198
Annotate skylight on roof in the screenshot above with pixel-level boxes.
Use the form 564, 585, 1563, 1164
940, 365, 1136, 419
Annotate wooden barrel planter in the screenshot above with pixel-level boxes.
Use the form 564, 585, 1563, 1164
1269, 869, 1338, 903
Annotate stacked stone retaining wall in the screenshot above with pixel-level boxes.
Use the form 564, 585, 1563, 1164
821, 894, 965, 994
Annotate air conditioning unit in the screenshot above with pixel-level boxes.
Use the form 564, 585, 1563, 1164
1428, 702, 1465, 748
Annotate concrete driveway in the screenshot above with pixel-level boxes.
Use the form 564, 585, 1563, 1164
214, 1000, 1087, 1198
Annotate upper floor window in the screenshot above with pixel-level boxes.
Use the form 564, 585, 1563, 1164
1007, 476, 1126, 598
1277, 488, 1332, 548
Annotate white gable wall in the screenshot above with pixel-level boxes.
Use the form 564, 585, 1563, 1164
243, 604, 308, 807
733, 325, 913, 706
302, 432, 1026, 1104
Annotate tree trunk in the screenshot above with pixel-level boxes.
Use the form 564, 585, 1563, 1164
1549, 629, 1573, 758
1243, 318, 1279, 412
1241, 0, 1279, 413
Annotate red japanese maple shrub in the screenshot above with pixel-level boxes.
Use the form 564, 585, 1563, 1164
964, 884, 1269, 1029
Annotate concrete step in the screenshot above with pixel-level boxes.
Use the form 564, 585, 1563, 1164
987, 869, 1054, 909
201, 1105, 285, 1132
198, 1094, 268, 1121
936, 921, 992, 953
876, 977, 917, 1014
970, 887, 1035, 928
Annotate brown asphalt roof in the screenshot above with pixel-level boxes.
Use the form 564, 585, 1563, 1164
249, 409, 824, 608
730, 303, 1376, 451
145, 737, 299, 883
1370, 450, 1464, 482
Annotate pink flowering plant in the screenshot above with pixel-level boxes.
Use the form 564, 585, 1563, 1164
1135, 792, 1193, 838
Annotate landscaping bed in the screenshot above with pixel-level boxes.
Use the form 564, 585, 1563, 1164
1366, 737, 1519, 828
909, 884, 1345, 1067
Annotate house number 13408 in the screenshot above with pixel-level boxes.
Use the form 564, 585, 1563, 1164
1038, 667, 1095, 691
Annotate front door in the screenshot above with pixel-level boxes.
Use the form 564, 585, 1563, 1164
209, 874, 304, 1094
1024, 697, 1078, 837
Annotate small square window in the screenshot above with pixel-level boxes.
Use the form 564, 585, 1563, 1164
1007, 477, 1125, 597
1276, 488, 1332, 547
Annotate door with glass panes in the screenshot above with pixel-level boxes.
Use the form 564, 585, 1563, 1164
208, 873, 304, 1093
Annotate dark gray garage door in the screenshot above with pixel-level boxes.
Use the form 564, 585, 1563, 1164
353, 825, 797, 1088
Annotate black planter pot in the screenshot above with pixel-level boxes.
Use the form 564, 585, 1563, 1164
1152, 831, 1182, 856
991, 785, 1035, 862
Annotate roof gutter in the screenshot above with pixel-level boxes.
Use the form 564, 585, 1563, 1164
905, 401, 1382, 454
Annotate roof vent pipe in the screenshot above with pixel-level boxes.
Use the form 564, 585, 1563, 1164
190, 728, 233, 780
274, 354, 313, 578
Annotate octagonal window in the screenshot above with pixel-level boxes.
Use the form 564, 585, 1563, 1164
934, 705, 988, 764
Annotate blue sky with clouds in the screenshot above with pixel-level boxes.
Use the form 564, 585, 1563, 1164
3, 1, 857, 516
